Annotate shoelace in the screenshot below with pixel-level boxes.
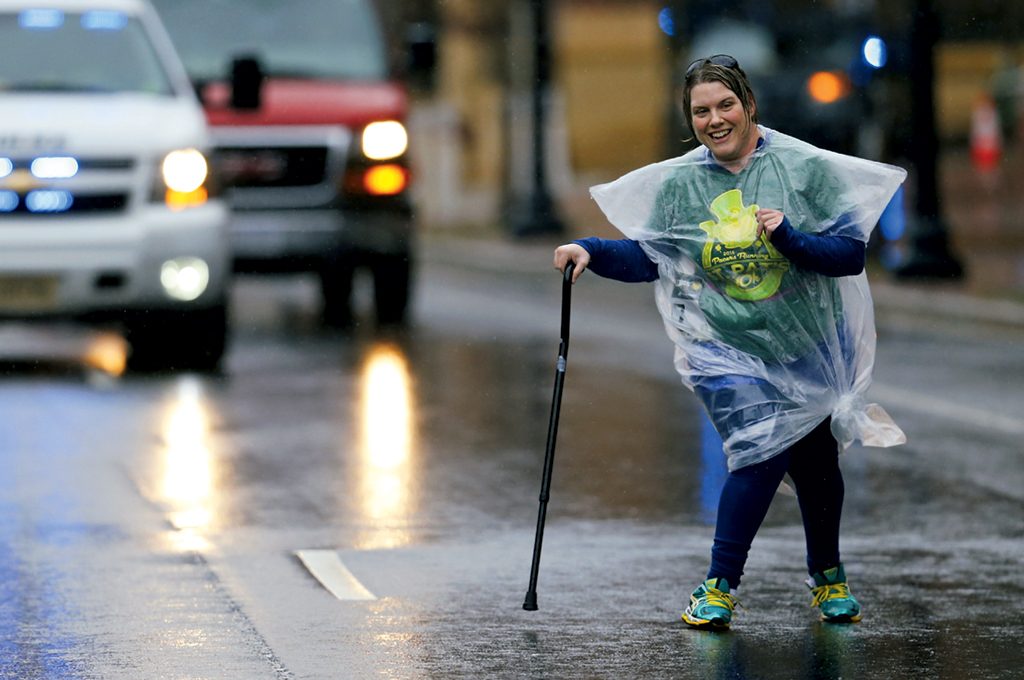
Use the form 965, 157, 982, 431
700, 586, 740, 612
810, 581, 852, 607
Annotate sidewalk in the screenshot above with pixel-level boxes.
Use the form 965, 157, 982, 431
935, 147, 1024, 298
869, 277, 1024, 331
871, 146, 1024, 330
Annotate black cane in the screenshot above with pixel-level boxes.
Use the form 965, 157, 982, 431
523, 262, 574, 611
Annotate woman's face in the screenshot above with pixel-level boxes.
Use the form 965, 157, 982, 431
689, 80, 759, 164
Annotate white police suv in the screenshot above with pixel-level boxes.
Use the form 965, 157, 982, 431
0, 0, 230, 371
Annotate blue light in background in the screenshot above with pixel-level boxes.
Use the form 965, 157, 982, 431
81, 10, 128, 31
0, 159, 12, 178
19, 9, 64, 29
878, 186, 906, 270
0, 191, 18, 212
879, 185, 905, 241
658, 7, 675, 37
862, 36, 887, 69
26, 190, 73, 213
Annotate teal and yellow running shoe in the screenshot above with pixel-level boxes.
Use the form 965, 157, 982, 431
807, 564, 862, 623
682, 577, 739, 630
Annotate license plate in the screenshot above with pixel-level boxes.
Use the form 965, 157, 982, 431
0, 275, 60, 311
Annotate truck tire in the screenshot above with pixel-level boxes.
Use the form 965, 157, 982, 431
320, 257, 355, 328
372, 255, 411, 325
125, 303, 229, 373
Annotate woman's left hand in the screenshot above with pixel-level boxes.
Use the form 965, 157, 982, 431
755, 208, 785, 240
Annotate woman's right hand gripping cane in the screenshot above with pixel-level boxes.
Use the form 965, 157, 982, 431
553, 244, 589, 283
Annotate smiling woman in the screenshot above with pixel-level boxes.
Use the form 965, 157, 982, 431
688, 81, 760, 169
682, 58, 761, 170
553, 54, 908, 630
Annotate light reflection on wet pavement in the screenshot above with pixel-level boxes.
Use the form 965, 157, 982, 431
0, 254, 1021, 677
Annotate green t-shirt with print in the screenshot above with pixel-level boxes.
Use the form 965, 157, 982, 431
642, 149, 847, 362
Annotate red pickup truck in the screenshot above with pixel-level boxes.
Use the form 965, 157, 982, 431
152, 0, 416, 326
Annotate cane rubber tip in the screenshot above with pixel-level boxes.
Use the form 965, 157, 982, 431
523, 593, 538, 611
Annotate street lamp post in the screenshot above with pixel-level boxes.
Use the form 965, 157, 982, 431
507, 0, 565, 237
896, 0, 964, 280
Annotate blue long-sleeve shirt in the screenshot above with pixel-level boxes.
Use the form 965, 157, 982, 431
574, 217, 865, 283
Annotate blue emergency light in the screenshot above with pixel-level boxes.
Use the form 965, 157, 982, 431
19, 8, 64, 29
81, 10, 128, 31
26, 190, 73, 213
0, 191, 18, 212
862, 36, 887, 69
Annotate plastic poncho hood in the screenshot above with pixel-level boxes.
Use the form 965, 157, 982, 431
590, 127, 907, 470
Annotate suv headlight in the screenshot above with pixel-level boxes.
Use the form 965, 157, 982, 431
160, 256, 210, 301
361, 121, 408, 160
163, 149, 207, 192
152, 148, 210, 209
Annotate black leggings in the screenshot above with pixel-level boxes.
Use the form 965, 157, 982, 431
707, 417, 844, 588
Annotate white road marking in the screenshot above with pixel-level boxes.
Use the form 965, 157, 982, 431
870, 383, 1024, 436
295, 549, 377, 601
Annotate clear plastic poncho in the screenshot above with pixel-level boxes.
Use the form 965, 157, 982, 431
590, 127, 907, 470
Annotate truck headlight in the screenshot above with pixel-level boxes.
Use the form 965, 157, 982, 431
361, 121, 408, 160
155, 148, 209, 209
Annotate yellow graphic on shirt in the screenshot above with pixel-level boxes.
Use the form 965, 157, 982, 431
700, 189, 789, 301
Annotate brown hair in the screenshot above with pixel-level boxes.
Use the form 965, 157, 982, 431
680, 59, 758, 139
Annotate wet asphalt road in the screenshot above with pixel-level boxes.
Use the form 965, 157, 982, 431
0, 236, 1022, 679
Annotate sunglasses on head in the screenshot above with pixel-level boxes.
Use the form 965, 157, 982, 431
686, 54, 739, 78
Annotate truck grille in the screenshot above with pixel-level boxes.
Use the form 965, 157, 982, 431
208, 126, 351, 210
215, 146, 328, 188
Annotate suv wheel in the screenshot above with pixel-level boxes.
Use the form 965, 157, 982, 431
125, 303, 229, 373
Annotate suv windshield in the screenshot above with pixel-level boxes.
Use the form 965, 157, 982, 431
0, 9, 173, 94
152, 0, 388, 81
